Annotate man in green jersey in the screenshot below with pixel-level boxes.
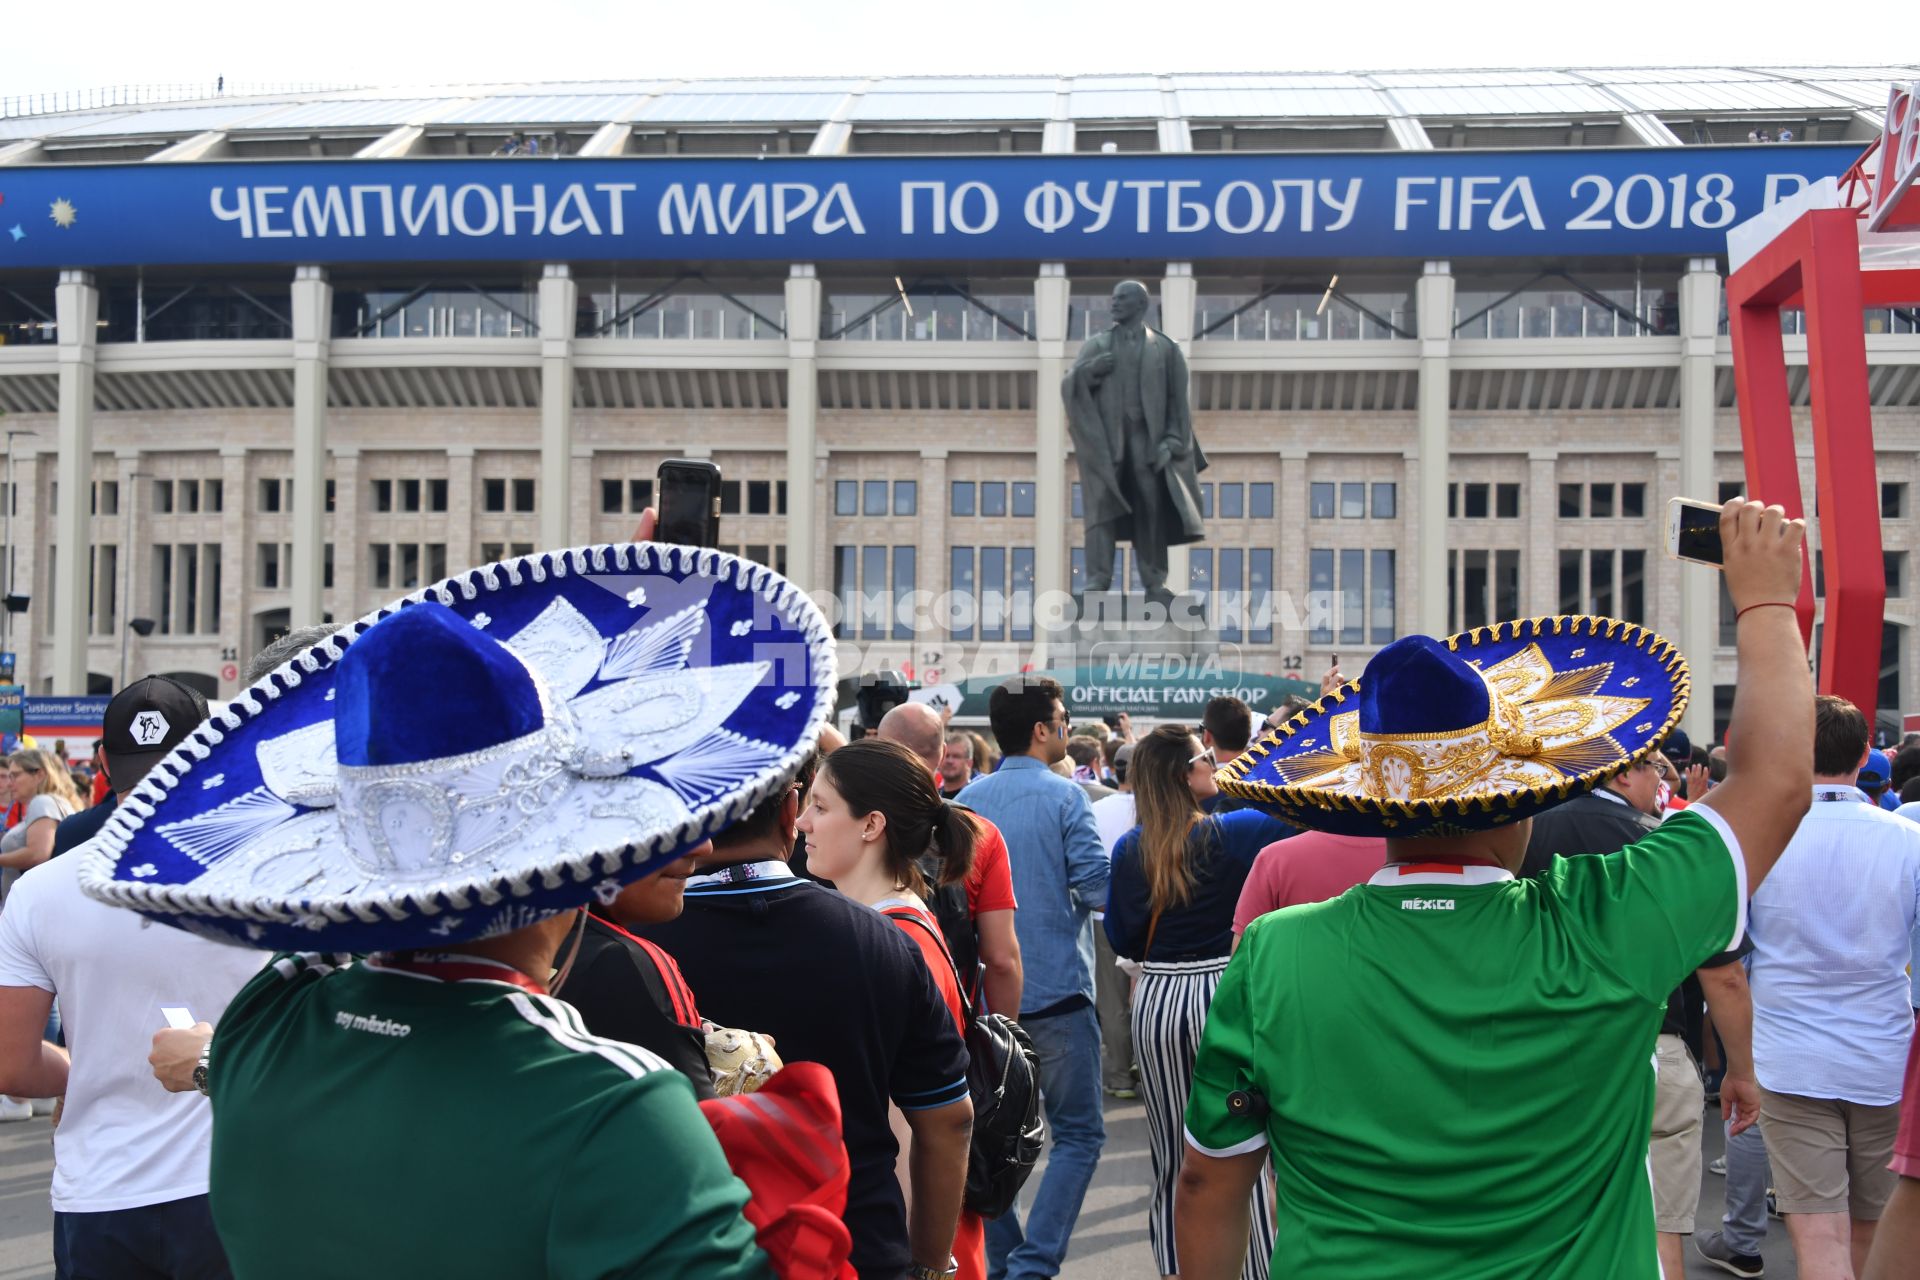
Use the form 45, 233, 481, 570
1177, 499, 1814, 1280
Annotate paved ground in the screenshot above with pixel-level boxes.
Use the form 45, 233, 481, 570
0, 1097, 1800, 1278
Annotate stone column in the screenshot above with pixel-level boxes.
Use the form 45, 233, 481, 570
1527, 449, 1558, 614
537, 265, 577, 551
1278, 447, 1310, 665
1034, 264, 1071, 627
918, 448, 949, 673
289, 267, 331, 629
570, 448, 594, 545
1677, 258, 1722, 742
331, 449, 361, 616
446, 447, 476, 577
785, 266, 822, 591
218, 447, 248, 685
1414, 263, 1454, 636
1160, 263, 1197, 594
50, 271, 98, 694
109, 451, 141, 638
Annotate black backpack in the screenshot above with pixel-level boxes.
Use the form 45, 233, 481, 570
915, 853, 980, 1001
884, 907, 1046, 1220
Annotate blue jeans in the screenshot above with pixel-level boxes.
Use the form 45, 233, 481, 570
1721, 1117, 1772, 1255
987, 1004, 1106, 1280
55, 1193, 231, 1279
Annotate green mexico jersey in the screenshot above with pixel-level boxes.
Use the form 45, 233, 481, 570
1186, 807, 1744, 1279
209, 952, 771, 1280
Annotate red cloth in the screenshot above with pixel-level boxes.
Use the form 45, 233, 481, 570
962, 818, 1017, 916
2, 802, 19, 832
90, 771, 111, 807
1232, 830, 1387, 934
884, 903, 986, 1280
1893, 1022, 1920, 1179
700, 1062, 857, 1280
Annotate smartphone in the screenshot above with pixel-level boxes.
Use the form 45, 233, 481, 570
656, 459, 722, 548
1667, 497, 1725, 567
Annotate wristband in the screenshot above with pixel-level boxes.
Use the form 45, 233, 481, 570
1735, 601, 1795, 622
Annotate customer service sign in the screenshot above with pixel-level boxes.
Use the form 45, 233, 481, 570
0, 145, 1859, 268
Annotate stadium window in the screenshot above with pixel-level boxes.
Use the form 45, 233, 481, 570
1310, 482, 1335, 519
1370, 549, 1396, 644
1340, 549, 1366, 644
179, 480, 197, 512
1884, 483, 1907, 519
1249, 548, 1273, 644
720, 481, 742, 516
630, 479, 653, 512
512, 479, 536, 513
1590, 484, 1614, 519
1219, 484, 1245, 519
258, 478, 282, 513
400, 543, 421, 590
429, 479, 448, 512
835, 480, 858, 516
1461, 550, 1489, 630
1189, 548, 1214, 619
1012, 482, 1035, 519
1559, 549, 1582, 615
1200, 484, 1213, 519
369, 544, 389, 590
1495, 550, 1521, 620
1219, 547, 1245, 643
1250, 483, 1274, 520
1371, 483, 1396, 520
1558, 484, 1582, 518
951, 481, 975, 517
777, 482, 788, 514
833, 546, 857, 639
206, 479, 223, 513
325, 479, 336, 513
862, 480, 887, 517
257, 543, 282, 590
950, 548, 976, 641
483, 479, 507, 513
1309, 549, 1335, 644
1719, 481, 1744, 504
1011, 547, 1036, 642
153, 480, 174, 514
322, 543, 333, 592
1496, 483, 1521, 519
981, 483, 1008, 518
96, 481, 120, 517
400, 479, 422, 513
600, 479, 622, 514
895, 480, 918, 517
979, 547, 1007, 640
1340, 482, 1365, 519
1621, 550, 1645, 622
748, 480, 772, 515
1618, 483, 1644, 519
1887, 552, 1907, 599
480, 542, 505, 564
511, 542, 533, 557
372, 480, 393, 513
1071, 482, 1083, 520
1463, 484, 1489, 519
1590, 550, 1615, 615
1448, 484, 1458, 519
890, 548, 916, 640
861, 547, 887, 638
746, 544, 771, 567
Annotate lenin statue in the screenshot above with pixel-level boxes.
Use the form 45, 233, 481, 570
1062, 281, 1208, 607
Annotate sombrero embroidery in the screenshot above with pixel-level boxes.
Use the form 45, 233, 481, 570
1219, 616, 1688, 839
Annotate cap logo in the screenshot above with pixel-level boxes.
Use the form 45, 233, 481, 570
130, 710, 171, 747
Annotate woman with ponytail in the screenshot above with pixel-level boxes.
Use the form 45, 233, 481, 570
1105, 724, 1292, 1280
800, 736, 983, 1280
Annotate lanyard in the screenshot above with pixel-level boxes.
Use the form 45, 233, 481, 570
368, 952, 548, 997
686, 859, 796, 889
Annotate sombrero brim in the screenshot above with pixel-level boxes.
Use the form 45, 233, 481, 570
1218, 615, 1688, 838
77, 544, 837, 951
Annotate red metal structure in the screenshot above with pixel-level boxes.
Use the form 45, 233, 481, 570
1726, 84, 1920, 722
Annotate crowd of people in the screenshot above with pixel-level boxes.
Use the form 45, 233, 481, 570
0, 497, 1912, 1280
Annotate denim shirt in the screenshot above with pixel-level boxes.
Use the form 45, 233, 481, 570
956, 756, 1110, 1015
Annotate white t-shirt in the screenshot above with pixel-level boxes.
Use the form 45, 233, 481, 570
1089, 792, 1137, 923
0, 852, 267, 1212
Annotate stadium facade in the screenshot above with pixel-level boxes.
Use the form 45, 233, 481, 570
0, 67, 1916, 740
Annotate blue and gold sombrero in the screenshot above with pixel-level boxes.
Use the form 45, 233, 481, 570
77, 543, 836, 952
1218, 616, 1689, 838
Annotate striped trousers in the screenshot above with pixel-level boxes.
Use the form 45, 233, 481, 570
1132, 956, 1275, 1280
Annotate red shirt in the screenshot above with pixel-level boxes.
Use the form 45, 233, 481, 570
962, 817, 1018, 917
1894, 1023, 1920, 1179
1231, 830, 1388, 935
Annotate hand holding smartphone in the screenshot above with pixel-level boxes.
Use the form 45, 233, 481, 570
656, 459, 722, 549
1667, 497, 1726, 567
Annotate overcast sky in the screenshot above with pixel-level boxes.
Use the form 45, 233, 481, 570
0, 0, 1896, 100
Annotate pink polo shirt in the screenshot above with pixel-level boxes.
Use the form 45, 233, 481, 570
1231, 829, 1389, 935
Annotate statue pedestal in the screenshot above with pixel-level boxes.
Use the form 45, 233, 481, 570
1045, 592, 1226, 664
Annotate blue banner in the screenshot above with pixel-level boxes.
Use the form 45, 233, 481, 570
0, 145, 1858, 268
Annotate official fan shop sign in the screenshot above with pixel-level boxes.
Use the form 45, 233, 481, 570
0, 146, 1859, 269
954, 666, 1316, 723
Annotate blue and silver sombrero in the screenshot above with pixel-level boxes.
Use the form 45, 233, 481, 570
1219, 616, 1688, 838
78, 544, 836, 952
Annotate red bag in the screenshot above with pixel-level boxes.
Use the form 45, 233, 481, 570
699, 1062, 856, 1280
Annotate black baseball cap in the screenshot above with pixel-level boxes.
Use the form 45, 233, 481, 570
102, 676, 209, 778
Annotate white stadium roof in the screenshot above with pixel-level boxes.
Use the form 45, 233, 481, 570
0, 67, 1911, 159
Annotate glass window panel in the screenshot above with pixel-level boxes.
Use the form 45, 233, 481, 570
1718, 573, 1738, 647
429, 479, 448, 512
426, 544, 446, 582
1719, 480, 1744, 504
835, 480, 858, 516
951, 481, 975, 516
1200, 483, 1214, 519
1448, 549, 1459, 632
1621, 483, 1645, 519
891, 547, 915, 640
1340, 549, 1366, 643
370, 543, 389, 590
1011, 548, 1035, 642
1462, 550, 1489, 630
834, 546, 857, 639
1369, 549, 1395, 644
1220, 547, 1245, 643
1448, 484, 1458, 519
400, 479, 421, 512
1495, 550, 1521, 620
1309, 549, 1335, 644
979, 547, 1007, 640
1559, 483, 1582, 518
1250, 483, 1274, 520
748, 480, 772, 515
1069, 547, 1086, 595
1189, 548, 1214, 595
1372, 483, 1396, 519
1496, 483, 1521, 519
1219, 484, 1245, 519
1071, 483, 1083, 520
1340, 482, 1366, 519
863, 480, 888, 517
950, 548, 976, 641
1012, 482, 1035, 518
1464, 483, 1489, 519
483, 478, 506, 512
1250, 548, 1273, 645
1559, 549, 1583, 615
1590, 483, 1614, 519
1310, 483, 1335, 519
1622, 549, 1646, 622
981, 483, 1007, 518
1882, 483, 1907, 519
372, 480, 392, 513
894, 480, 917, 516
599, 479, 621, 514
512, 478, 536, 512
777, 481, 788, 514
861, 546, 888, 638
1590, 550, 1615, 616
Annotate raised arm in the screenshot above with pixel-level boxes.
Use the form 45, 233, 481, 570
1696, 500, 1814, 891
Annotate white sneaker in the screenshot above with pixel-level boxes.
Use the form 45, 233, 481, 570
29, 1098, 56, 1116
0, 1097, 34, 1122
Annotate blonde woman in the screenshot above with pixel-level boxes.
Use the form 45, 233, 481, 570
1104, 725, 1291, 1280
0, 748, 80, 883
